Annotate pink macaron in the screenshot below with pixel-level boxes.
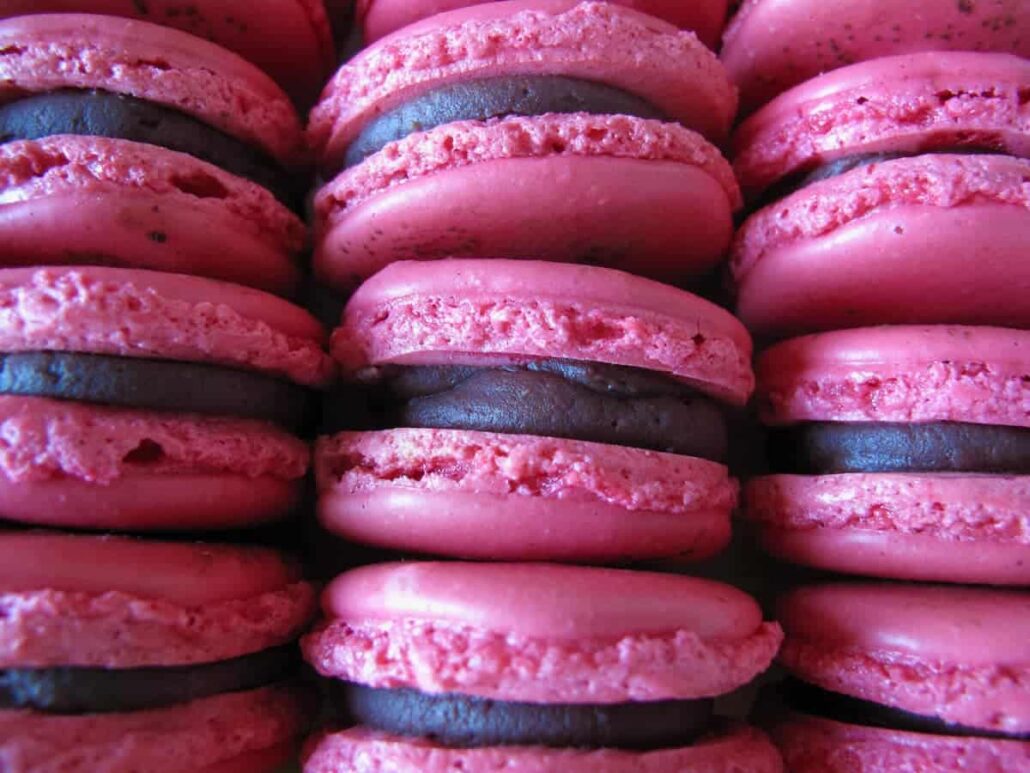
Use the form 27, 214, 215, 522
0, 265, 334, 531
309, 0, 740, 291
722, 0, 1030, 115
768, 583, 1029, 771
0, 1, 334, 106
0, 14, 307, 295
730, 51, 1030, 336
745, 325, 1030, 586
356, 0, 730, 49
0, 531, 317, 772
317, 258, 753, 562
301, 561, 785, 771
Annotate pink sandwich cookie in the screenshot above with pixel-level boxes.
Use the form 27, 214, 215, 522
302, 561, 784, 772
318, 259, 754, 562
722, 0, 1030, 115
0, 531, 316, 772
356, 0, 730, 49
745, 325, 1030, 586
0, 265, 335, 531
309, 0, 740, 291
731, 52, 1030, 336
769, 583, 1030, 771
0, 14, 307, 295
0, 1, 334, 106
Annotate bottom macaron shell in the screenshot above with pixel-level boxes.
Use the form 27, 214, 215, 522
315, 154, 733, 291
316, 428, 736, 562
303, 723, 783, 773
770, 713, 1029, 773
746, 474, 1029, 585
0, 685, 306, 773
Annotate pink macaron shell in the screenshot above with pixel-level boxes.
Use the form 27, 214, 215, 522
0, 136, 305, 294
313, 114, 739, 288
358, 0, 730, 49
333, 259, 754, 405
0, 685, 307, 773
304, 562, 784, 703
771, 713, 1029, 773
0, 1, 333, 106
732, 154, 1030, 334
733, 51, 1030, 199
0, 265, 333, 387
316, 428, 734, 562
746, 473, 1030, 585
721, 0, 1030, 115
756, 326, 1030, 428
309, 0, 736, 166
320, 488, 730, 563
778, 583, 1030, 735
303, 724, 783, 773
0, 13, 304, 163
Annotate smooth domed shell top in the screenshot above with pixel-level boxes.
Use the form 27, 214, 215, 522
331, 259, 754, 405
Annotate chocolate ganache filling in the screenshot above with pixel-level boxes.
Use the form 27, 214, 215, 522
341, 74, 666, 171
335, 683, 716, 749
0, 89, 299, 208
329, 359, 727, 461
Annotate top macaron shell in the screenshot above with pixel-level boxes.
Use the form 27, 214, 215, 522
333, 259, 755, 406
357, 0, 730, 49
721, 0, 1030, 114
303, 561, 784, 704
778, 583, 1030, 735
0, 1, 335, 107
309, 0, 738, 168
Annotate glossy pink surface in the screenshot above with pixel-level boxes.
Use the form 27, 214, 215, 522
0, 14, 304, 162
722, 0, 1030, 114
779, 583, 1030, 735
309, 0, 736, 167
0, 136, 305, 294
756, 326, 1030, 428
333, 259, 754, 405
304, 724, 784, 772
772, 713, 1029, 772
0, 686, 306, 773
304, 562, 783, 703
316, 428, 734, 561
0, 266, 332, 387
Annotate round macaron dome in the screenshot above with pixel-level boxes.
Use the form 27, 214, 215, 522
317, 258, 754, 562
0, 265, 335, 531
357, 0, 731, 49
730, 51, 1030, 336
301, 561, 785, 772
308, 0, 741, 291
722, 0, 1030, 115
770, 583, 1030, 771
0, 531, 317, 772
0, 13, 307, 296
0, 1, 335, 106
745, 325, 1030, 586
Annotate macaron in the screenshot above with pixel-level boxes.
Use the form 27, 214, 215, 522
722, 0, 1030, 114
745, 325, 1030, 586
0, 265, 334, 531
317, 259, 754, 562
301, 561, 785, 772
730, 52, 1030, 336
0, 531, 316, 772
356, 0, 730, 49
309, 0, 740, 291
0, 14, 307, 295
769, 583, 1029, 771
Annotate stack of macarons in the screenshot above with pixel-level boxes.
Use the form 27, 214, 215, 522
307, 0, 743, 292
718, 1, 1029, 766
